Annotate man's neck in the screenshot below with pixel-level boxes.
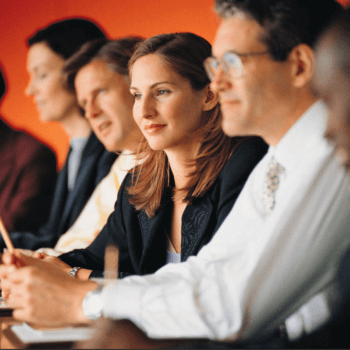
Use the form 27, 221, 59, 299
264, 95, 318, 147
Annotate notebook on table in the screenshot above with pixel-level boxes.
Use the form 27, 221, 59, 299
0, 297, 13, 317
3, 322, 94, 349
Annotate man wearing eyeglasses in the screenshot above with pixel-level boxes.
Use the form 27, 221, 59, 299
1, 0, 350, 347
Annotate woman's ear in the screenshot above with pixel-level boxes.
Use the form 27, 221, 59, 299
289, 44, 315, 88
203, 85, 220, 111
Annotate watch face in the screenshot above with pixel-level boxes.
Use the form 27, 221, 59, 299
83, 290, 103, 320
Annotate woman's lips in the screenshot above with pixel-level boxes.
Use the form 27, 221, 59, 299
144, 124, 166, 134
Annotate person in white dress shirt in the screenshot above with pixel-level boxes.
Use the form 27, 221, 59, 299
0, 0, 349, 347
277, 8, 350, 348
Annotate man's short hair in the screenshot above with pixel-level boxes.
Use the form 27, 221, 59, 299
63, 37, 144, 93
214, 0, 344, 61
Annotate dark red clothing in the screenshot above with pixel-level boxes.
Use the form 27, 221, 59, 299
0, 118, 57, 231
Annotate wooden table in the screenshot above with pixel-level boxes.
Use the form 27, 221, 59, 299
0, 316, 21, 349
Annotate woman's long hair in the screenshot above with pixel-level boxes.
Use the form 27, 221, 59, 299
128, 33, 246, 218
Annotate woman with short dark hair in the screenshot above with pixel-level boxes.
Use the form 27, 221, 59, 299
1, 18, 117, 251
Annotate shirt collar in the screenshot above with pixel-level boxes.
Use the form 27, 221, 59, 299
267, 100, 329, 173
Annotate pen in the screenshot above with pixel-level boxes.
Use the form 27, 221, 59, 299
104, 243, 119, 280
0, 215, 14, 253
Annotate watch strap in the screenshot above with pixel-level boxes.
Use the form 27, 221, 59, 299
69, 266, 81, 277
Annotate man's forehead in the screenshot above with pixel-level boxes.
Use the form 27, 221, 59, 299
212, 16, 265, 58
76, 61, 108, 84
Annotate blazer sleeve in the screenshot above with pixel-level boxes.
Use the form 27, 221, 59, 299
59, 173, 135, 278
1, 133, 57, 232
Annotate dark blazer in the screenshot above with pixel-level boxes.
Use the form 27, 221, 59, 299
3, 132, 117, 250
0, 119, 57, 231
60, 137, 268, 278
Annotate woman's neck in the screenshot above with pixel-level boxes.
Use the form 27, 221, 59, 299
165, 141, 201, 190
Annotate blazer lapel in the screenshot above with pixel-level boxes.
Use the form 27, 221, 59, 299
45, 159, 69, 231
59, 134, 97, 230
138, 194, 171, 273
138, 192, 214, 271
181, 196, 213, 261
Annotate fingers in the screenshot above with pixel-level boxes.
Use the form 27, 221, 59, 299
5, 266, 40, 285
0, 267, 22, 300
32, 252, 46, 259
2, 250, 29, 268
1, 266, 38, 304
0, 263, 16, 279
2, 251, 17, 265
1, 289, 10, 300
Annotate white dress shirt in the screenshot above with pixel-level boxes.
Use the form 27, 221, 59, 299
102, 101, 350, 341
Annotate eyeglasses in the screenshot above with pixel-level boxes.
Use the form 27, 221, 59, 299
204, 51, 269, 81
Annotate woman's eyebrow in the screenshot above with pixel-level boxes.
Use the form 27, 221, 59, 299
130, 81, 176, 90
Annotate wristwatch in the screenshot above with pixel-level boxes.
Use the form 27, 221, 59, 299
82, 286, 103, 320
68, 266, 81, 277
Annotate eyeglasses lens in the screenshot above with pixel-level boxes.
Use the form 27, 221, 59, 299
204, 53, 242, 81
223, 52, 241, 78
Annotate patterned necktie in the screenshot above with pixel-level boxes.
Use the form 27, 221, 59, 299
263, 157, 284, 213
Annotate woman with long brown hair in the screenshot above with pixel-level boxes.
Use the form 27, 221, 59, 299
1, 31, 268, 289
56, 32, 268, 280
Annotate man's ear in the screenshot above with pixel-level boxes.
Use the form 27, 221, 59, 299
289, 44, 315, 88
203, 85, 220, 111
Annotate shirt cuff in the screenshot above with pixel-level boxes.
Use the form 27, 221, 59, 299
102, 280, 142, 327
285, 292, 330, 341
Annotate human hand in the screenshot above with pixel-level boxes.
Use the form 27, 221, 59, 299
0, 250, 68, 298
0, 250, 27, 298
0, 251, 97, 326
34, 252, 72, 274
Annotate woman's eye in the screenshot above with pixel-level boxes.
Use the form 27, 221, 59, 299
157, 89, 169, 96
99, 89, 106, 94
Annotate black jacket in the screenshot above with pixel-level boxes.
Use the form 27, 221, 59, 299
3, 132, 117, 250
60, 137, 268, 278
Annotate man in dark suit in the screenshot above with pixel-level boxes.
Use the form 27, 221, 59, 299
0, 67, 57, 232
2, 131, 117, 251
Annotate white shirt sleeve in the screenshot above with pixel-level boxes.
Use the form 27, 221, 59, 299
101, 152, 350, 341
101, 103, 350, 341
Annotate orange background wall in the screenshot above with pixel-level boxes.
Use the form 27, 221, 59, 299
1, 0, 349, 168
